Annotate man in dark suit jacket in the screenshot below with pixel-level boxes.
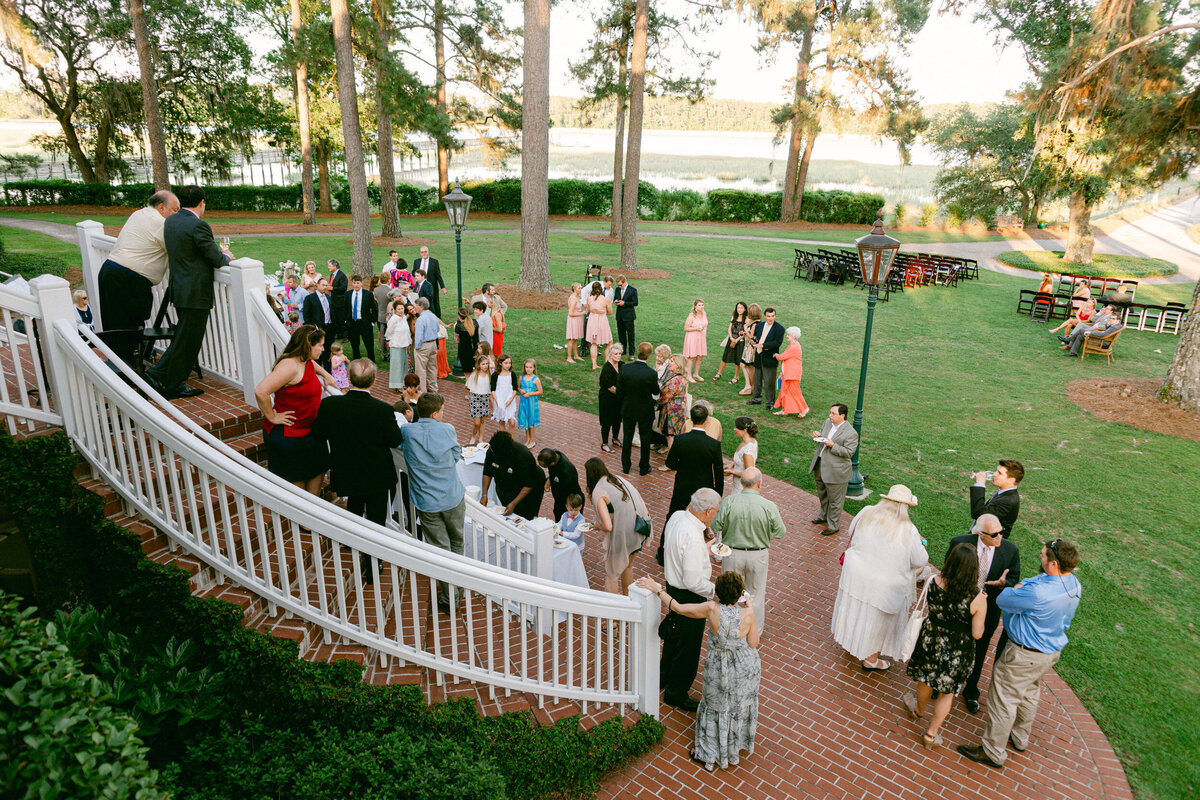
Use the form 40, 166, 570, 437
413, 246, 445, 317
327, 259, 348, 337
749, 308, 785, 406
949, 513, 1020, 714
656, 403, 723, 564
302, 278, 335, 372
344, 275, 378, 362
617, 342, 660, 475
613, 275, 638, 358
311, 359, 402, 526
969, 460, 1023, 537
413, 269, 437, 309
143, 185, 231, 400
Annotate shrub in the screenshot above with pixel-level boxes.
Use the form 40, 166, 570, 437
0, 595, 166, 800
917, 202, 939, 227
652, 188, 707, 221
892, 202, 907, 226
706, 189, 782, 222
0, 253, 69, 278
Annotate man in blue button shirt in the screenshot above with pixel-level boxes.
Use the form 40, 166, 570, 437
398, 392, 465, 611
412, 298, 441, 394
958, 538, 1082, 770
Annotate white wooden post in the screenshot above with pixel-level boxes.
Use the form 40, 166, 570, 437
75, 220, 110, 331
28, 275, 76, 430
224, 257, 272, 407
525, 517, 555, 582
630, 585, 661, 717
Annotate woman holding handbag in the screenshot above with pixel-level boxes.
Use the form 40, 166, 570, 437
585, 457, 650, 594
830, 485, 928, 671
902, 543, 987, 749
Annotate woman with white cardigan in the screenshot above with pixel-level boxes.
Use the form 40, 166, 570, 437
385, 299, 413, 391
830, 485, 928, 671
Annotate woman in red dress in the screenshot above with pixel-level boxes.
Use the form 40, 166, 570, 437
773, 326, 809, 418
254, 325, 339, 495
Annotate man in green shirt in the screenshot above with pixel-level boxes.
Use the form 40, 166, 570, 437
710, 467, 787, 633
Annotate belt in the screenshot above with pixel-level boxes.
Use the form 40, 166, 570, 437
728, 545, 766, 552
101, 259, 151, 284
1011, 641, 1051, 655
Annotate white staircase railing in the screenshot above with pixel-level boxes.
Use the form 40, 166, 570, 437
11, 272, 660, 717
0, 279, 61, 433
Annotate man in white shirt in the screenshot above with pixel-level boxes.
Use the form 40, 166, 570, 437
660, 487, 721, 712
97, 190, 180, 366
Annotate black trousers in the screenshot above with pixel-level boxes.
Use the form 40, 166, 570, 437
753, 360, 778, 405
660, 584, 707, 700
598, 394, 622, 445
314, 322, 334, 372
346, 319, 375, 362
347, 491, 389, 526
617, 318, 636, 357
145, 307, 209, 390
962, 600, 1004, 700
621, 414, 654, 473
96, 260, 154, 368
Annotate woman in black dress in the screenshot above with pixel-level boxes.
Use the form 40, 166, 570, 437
714, 301, 748, 383
454, 307, 478, 374
903, 542, 987, 749
598, 343, 623, 452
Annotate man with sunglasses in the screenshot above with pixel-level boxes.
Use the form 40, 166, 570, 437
950, 514, 1020, 714
958, 538, 1082, 770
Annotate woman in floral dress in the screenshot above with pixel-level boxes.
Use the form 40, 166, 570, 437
657, 355, 689, 465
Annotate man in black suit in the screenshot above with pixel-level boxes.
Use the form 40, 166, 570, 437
344, 275, 377, 362
949, 513, 1021, 714
656, 403, 723, 564
749, 307, 785, 406
970, 459, 1023, 537
143, 185, 231, 399
618, 342, 660, 475
327, 258, 348, 337
302, 278, 335, 372
311, 359, 403, 582
613, 275, 638, 358
413, 246, 445, 317
413, 268, 436, 309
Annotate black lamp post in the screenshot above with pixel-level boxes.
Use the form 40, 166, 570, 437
441, 182, 472, 373
847, 215, 901, 498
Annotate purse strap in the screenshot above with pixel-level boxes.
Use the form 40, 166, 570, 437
913, 575, 934, 615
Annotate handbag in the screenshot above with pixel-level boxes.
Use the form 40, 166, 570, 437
899, 578, 933, 662
634, 514, 652, 538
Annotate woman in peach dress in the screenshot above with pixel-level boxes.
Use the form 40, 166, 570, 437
585, 282, 613, 369
682, 299, 708, 382
565, 283, 585, 363
773, 326, 808, 418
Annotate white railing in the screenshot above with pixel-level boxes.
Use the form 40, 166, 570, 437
27, 273, 659, 715
0, 279, 61, 434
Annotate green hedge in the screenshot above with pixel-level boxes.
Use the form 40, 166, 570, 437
2, 430, 664, 798
0, 178, 885, 224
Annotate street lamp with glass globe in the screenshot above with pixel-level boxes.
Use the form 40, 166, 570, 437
847, 214, 901, 498
441, 182, 472, 373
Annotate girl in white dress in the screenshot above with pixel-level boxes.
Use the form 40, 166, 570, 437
490, 353, 519, 433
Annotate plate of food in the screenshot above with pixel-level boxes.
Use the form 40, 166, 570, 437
811, 436, 825, 443
711, 542, 731, 558
462, 446, 477, 458
553, 536, 570, 549
577, 522, 593, 533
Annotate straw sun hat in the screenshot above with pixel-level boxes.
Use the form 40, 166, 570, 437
881, 484, 918, 506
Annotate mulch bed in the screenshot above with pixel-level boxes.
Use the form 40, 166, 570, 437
1068, 377, 1200, 441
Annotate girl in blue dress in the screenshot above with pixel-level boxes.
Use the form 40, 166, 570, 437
517, 358, 542, 448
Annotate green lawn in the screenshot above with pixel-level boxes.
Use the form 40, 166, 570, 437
233, 229, 1198, 800
0, 226, 82, 278
998, 249, 1178, 278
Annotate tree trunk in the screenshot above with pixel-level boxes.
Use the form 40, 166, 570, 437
780, 24, 814, 222
518, 0, 553, 292
794, 126, 818, 220
1065, 190, 1095, 264
435, 0, 450, 197
316, 140, 332, 212
619, 0, 649, 271
608, 38, 628, 240
331, 0, 375, 279
58, 115, 98, 183
373, 0, 402, 238
1162, 278, 1200, 411
129, 0, 169, 189
290, 0, 316, 224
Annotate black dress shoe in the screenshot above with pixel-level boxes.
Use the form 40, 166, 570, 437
168, 384, 204, 399
963, 697, 981, 714
748, 399, 763, 405
664, 693, 699, 712
639, 469, 652, 476
957, 744, 1004, 770
143, 374, 166, 395
810, 518, 827, 525
1057, 335, 1069, 343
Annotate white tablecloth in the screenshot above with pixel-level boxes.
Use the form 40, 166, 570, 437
456, 447, 500, 505
462, 520, 588, 590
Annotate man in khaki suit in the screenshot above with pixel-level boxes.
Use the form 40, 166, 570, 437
809, 403, 858, 535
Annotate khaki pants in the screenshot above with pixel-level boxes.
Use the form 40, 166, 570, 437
418, 498, 465, 606
813, 470, 848, 531
414, 342, 438, 394
723, 547, 769, 633
981, 642, 1060, 764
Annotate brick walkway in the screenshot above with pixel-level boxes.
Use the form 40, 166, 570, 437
161, 366, 1131, 800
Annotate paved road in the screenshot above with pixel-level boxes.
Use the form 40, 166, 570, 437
4, 195, 1196, 283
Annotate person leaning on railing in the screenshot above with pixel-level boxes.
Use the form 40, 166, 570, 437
96, 190, 180, 368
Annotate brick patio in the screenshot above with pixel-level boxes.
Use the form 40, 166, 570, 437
126, 364, 1133, 800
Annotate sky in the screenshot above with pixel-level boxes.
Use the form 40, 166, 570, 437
546, 2, 1032, 106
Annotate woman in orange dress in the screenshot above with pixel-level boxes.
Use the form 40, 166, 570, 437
490, 296, 506, 356
772, 326, 808, 418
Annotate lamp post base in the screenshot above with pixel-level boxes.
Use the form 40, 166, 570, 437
846, 484, 873, 502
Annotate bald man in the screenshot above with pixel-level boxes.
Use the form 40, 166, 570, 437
709, 467, 787, 633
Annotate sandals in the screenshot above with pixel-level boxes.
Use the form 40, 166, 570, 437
902, 691, 921, 719
688, 751, 715, 772
601, 444, 614, 453
738, 388, 752, 396
921, 732, 943, 750
861, 659, 891, 672
773, 410, 787, 416
730, 378, 739, 385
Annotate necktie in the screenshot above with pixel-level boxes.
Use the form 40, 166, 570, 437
353, 291, 359, 321
320, 294, 329, 323
978, 542, 993, 592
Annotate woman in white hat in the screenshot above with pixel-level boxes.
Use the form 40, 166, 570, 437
830, 485, 929, 671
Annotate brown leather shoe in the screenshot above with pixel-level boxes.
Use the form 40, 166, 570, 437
957, 744, 1004, 770
819, 528, 839, 536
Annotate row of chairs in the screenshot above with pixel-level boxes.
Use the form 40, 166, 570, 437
1016, 290, 1187, 334
1057, 274, 1138, 300
792, 248, 978, 303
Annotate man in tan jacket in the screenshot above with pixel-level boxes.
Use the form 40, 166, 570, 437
809, 403, 859, 535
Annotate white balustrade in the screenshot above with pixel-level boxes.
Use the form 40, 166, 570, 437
0, 277, 64, 433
